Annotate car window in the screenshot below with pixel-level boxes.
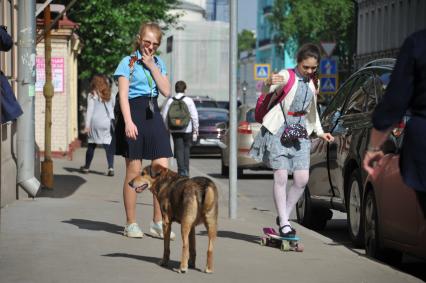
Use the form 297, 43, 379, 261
194, 100, 219, 108
322, 76, 356, 123
372, 69, 392, 107
198, 110, 228, 121
343, 73, 371, 115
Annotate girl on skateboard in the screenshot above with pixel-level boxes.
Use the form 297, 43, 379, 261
250, 43, 334, 237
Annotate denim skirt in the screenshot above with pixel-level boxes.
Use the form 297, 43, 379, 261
115, 96, 173, 160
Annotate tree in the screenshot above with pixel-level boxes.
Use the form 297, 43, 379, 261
64, 0, 180, 79
268, 0, 356, 75
238, 29, 256, 56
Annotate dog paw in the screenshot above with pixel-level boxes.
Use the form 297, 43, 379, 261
173, 268, 188, 273
188, 262, 196, 269
205, 267, 214, 274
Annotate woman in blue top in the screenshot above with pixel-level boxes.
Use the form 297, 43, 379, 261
114, 22, 175, 239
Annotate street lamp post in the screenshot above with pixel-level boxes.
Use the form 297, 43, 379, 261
242, 80, 248, 105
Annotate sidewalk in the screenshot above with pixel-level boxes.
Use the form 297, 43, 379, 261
0, 148, 422, 283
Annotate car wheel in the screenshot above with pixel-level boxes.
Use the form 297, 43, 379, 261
221, 156, 229, 177
296, 187, 331, 231
347, 170, 364, 247
237, 167, 243, 178
364, 189, 402, 265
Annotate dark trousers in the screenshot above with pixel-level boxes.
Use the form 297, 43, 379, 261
84, 143, 114, 169
417, 191, 426, 218
172, 133, 192, 177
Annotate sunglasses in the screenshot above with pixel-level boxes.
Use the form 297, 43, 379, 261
142, 39, 160, 49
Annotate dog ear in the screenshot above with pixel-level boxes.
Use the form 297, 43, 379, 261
149, 164, 164, 178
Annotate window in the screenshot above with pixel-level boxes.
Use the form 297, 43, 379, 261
322, 76, 357, 124
343, 73, 371, 114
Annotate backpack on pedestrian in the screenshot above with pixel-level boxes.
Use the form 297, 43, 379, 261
254, 69, 296, 123
167, 96, 191, 130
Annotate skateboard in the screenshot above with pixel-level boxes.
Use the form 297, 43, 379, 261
260, 227, 304, 252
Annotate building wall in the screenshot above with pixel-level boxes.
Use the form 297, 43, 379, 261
356, 0, 426, 67
256, 0, 295, 72
159, 21, 229, 103
35, 28, 80, 158
1, 0, 19, 208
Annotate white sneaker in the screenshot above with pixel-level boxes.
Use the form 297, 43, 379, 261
150, 221, 176, 240
123, 223, 144, 238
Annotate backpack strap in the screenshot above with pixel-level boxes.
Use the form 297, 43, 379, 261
172, 95, 185, 101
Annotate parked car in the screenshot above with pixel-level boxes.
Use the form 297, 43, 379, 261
296, 58, 395, 246
188, 95, 219, 109
216, 100, 242, 110
191, 107, 228, 154
363, 126, 426, 263
220, 105, 268, 177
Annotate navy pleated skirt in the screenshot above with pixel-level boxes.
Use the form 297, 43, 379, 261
115, 96, 173, 160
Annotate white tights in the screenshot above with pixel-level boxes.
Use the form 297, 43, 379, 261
273, 169, 309, 233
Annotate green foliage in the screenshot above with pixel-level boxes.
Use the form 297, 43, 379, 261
238, 29, 256, 55
65, 0, 179, 79
268, 0, 355, 72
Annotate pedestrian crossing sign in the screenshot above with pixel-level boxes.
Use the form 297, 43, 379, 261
254, 64, 271, 80
320, 77, 338, 94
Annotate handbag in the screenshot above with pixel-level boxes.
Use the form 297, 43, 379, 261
279, 86, 308, 145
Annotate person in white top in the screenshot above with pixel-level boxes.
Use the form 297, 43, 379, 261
161, 81, 199, 176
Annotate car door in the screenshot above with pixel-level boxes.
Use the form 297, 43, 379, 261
328, 72, 373, 204
308, 77, 357, 201
376, 153, 419, 245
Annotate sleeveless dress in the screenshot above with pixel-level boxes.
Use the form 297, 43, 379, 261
250, 75, 314, 172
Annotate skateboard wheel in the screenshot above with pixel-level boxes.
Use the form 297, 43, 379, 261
260, 237, 268, 246
280, 241, 290, 251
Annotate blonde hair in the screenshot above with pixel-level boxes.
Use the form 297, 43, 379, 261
132, 22, 162, 52
90, 74, 111, 102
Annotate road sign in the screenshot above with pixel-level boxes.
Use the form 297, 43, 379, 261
320, 58, 337, 75
254, 64, 270, 80
320, 77, 338, 94
320, 42, 336, 57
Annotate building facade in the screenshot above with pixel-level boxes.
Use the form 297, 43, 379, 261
206, 0, 229, 22
1, 2, 80, 210
355, 0, 426, 68
35, 6, 81, 159
256, 0, 295, 72
160, 0, 229, 103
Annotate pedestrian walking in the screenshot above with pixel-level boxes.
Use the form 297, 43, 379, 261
161, 81, 199, 177
113, 22, 175, 239
363, 29, 426, 215
250, 43, 334, 237
80, 74, 115, 176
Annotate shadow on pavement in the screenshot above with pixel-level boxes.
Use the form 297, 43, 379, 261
207, 173, 273, 180
310, 218, 426, 281
37, 175, 86, 198
198, 230, 259, 244
103, 253, 202, 272
62, 218, 123, 236
63, 166, 108, 176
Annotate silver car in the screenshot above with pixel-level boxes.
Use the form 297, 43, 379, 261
220, 105, 268, 177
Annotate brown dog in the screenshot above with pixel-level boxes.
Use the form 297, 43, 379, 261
128, 164, 218, 273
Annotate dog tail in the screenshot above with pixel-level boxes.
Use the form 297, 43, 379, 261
202, 181, 218, 215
